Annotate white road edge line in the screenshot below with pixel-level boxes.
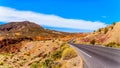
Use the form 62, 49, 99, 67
78, 48, 92, 58
69, 44, 92, 58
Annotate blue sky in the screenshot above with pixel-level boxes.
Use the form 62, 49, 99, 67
0, 0, 120, 32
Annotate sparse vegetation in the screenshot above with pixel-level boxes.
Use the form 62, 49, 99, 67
73, 40, 76, 43
41, 59, 54, 68
30, 62, 41, 68
90, 39, 96, 45
98, 28, 102, 32
51, 50, 62, 60
51, 43, 72, 60
0, 61, 3, 65
104, 28, 108, 34
0, 39, 79, 68
93, 30, 96, 32
62, 48, 77, 60
111, 26, 114, 30
60, 43, 69, 50
104, 42, 120, 48
112, 22, 116, 25
30, 59, 61, 68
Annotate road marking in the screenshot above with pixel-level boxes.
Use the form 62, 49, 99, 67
78, 48, 92, 58
69, 44, 92, 58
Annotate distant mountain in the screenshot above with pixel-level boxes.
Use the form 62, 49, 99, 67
0, 21, 43, 31
0, 21, 71, 39
80, 22, 120, 46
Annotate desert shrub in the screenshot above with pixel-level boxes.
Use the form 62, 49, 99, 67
73, 40, 76, 43
19, 58, 26, 66
24, 52, 30, 56
93, 30, 96, 32
98, 28, 102, 32
60, 43, 66, 47
105, 42, 120, 48
52, 40, 55, 42
105, 42, 115, 47
51, 43, 70, 60
90, 39, 96, 45
51, 63, 61, 68
30, 62, 41, 68
51, 50, 62, 60
35, 59, 61, 68
104, 28, 108, 34
112, 22, 116, 25
41, 59, 54, 68
0, 61, 3, 65
42, 54, 48, 58
62, 48, 77, 60
60, 43, 69, 51
111, 26, 114, 30
42, 59, 61, 68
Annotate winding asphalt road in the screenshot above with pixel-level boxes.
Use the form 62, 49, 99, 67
69, 43, 120, 68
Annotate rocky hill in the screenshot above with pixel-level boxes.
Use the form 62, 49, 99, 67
0, 21, 43, 31
79, 22, 120, 48
0, 21, 73, 40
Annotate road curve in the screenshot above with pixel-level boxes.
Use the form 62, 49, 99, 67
69, 43, 120, 68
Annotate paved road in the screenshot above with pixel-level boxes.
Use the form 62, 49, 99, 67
69, 43, 120, 68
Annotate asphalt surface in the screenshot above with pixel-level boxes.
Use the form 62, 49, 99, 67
69, 43, 120, 68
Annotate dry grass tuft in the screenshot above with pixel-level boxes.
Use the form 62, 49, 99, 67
62, 48, 77, 60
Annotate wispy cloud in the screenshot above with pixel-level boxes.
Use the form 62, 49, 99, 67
0, 6, 106, 31
101, 16, 107, 18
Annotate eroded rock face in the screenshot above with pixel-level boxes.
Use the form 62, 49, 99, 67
0, 37, 33, 53
105, 22, 120, 44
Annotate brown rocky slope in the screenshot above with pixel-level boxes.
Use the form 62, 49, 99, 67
77, 22, 120, 48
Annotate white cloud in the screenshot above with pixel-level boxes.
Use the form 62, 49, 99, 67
0, 6, 107, 30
